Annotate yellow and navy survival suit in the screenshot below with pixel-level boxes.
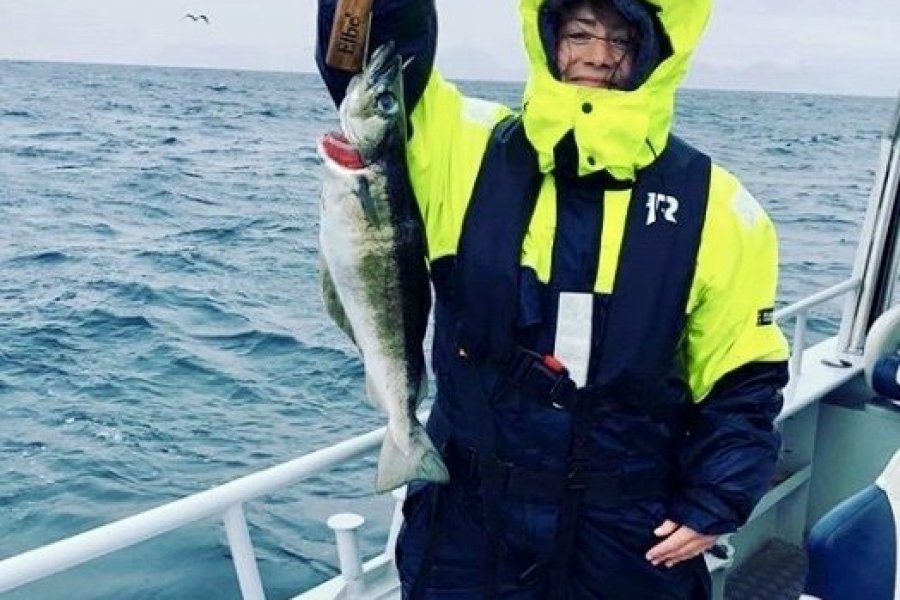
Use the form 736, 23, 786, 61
316, 0, 790, 598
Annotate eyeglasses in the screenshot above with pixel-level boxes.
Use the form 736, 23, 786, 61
559, 31, 633, 56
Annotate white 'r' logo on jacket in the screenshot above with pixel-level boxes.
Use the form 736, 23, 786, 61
646, 192, 679, 226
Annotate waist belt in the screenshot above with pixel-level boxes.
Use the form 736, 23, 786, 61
443, 441, 672, 508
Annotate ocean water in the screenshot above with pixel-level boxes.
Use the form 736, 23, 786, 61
0, 60, 895, 599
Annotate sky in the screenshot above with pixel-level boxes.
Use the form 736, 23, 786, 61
1, 1, 898, 98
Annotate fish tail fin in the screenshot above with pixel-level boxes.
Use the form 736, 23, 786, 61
375, 416, 449, 493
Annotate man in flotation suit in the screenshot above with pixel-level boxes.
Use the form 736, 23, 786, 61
316, 0, 790, 598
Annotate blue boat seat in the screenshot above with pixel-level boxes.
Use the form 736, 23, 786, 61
801, 449, 900, 600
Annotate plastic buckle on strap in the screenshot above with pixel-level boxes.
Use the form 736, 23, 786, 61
507, 348, 577, 410
548, 377, 578, 411
565, 459, 590, 492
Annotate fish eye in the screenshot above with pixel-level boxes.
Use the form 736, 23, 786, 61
376, 92, 397, 114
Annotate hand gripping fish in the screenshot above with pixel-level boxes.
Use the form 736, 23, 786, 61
317, 42, 449, 493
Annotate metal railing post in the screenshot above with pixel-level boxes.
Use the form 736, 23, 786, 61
385, 486, 407, 558
223, 504, 266, 600
790, 311, 808, 380
327, 513, 366, 598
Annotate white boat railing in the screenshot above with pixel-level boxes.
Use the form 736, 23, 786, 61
0, 427, 388, 597
0, 277, 868, 598
777, 276, 862, 381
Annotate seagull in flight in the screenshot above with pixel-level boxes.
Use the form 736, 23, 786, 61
183, 13, 210, 24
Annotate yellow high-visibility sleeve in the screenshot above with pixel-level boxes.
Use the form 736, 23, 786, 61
683, 165, 790, 401
406, 71, 512, 261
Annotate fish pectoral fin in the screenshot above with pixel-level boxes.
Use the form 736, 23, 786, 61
320, 258, 356, 345
356, 177, 380, 228
374, 418, 449, 493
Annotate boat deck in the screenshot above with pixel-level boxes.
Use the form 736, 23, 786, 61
295, 539, 809, 600
725, 539, 808, 600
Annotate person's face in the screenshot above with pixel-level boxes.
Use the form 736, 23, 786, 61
556, 3, 635, 89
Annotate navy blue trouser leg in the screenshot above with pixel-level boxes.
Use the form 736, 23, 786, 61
396, 480, 710, 600
397, 480, 547, 599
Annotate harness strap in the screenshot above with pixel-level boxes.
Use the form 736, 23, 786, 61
548, 395, 594, 599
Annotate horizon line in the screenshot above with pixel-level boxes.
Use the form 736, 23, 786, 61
1, 57, 894, 101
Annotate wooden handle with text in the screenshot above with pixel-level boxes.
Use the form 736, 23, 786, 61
326, 0, 374, 73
